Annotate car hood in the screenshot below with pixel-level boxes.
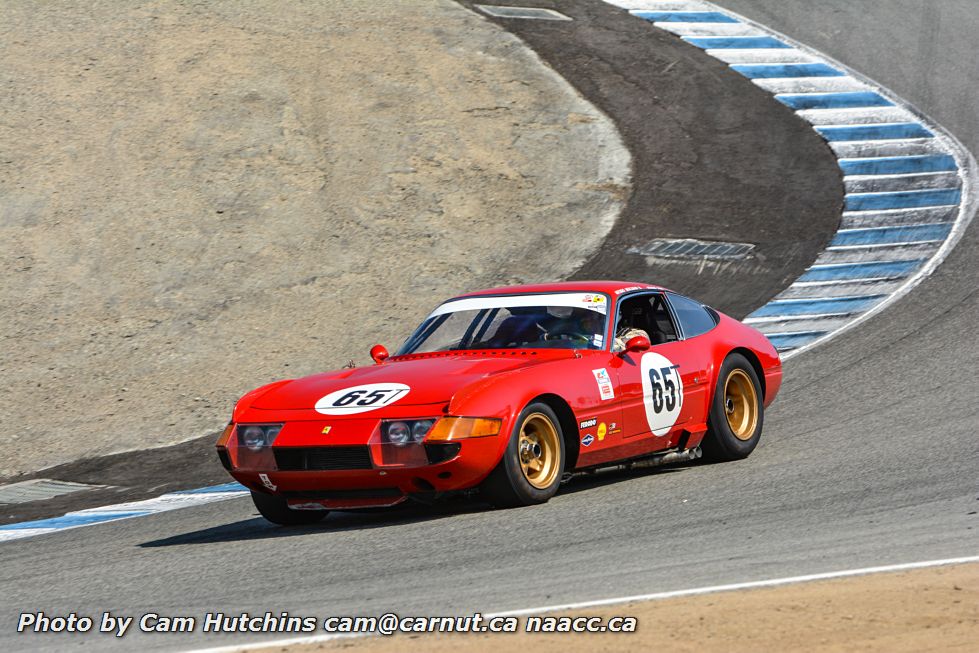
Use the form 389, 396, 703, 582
248, 351, 568, 412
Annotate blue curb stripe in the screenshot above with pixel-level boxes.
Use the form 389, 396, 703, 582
682, 36, 790, 49
816, 123, 934, 142
839, 154, 958, 176
612, 0, 969, 361
634, 11, 739, 23
0, 482, 251, 542
845, 188, 962, 211
777, 91, 893, 110
731, 63, 844, 79
0, 511, 150, 531
174, 482, 246, 494
800, 259, 926, 282
750, 295, 886, 318
831, 223, 953, 246
765, 332, 827, 350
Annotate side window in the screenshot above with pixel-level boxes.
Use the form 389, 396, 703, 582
613, 293, 678, 349
649, 294, 679, 343
667, 293, 718, 339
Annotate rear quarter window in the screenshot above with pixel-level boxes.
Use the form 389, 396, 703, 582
667, 293, 718, 339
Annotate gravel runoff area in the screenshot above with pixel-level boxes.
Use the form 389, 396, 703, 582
0, 0, 629, 478
268, 562, 979, 653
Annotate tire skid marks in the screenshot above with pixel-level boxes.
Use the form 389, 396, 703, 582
607, 0, 977, 357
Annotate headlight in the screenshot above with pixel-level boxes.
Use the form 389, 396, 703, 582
412, 420, 435, 442
237, 424, 283, 451
385, 421, 411, 445
381, 419, 437, 446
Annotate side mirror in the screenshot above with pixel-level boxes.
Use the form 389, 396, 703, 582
370, 344, 389, 364
622, 335, 651, 355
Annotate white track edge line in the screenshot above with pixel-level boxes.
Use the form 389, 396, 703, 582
185, 555, 979, 653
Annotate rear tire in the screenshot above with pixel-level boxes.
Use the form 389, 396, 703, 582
701, 353, 764, 462
250, 490, 329, 526
480, 402, 565, 508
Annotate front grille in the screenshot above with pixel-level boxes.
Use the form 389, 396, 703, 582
273, 446, 373, 471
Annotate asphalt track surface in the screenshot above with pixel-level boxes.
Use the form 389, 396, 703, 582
2, 2, 977, 651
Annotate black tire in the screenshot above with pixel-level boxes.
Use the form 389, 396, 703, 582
701, 353, 764, 462
480, 402, 565, 508
250, 490, 328, 526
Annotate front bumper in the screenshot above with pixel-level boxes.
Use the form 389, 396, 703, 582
218, 436, 502, 508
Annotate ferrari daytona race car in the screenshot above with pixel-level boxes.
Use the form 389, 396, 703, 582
217, 281, 781, 524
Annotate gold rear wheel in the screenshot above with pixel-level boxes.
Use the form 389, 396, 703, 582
724, 369, 759, 441
518, 412, 561, 490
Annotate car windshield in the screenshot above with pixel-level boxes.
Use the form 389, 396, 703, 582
397, 292, 610, 354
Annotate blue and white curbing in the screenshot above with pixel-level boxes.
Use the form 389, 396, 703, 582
3, 1, 977, 545
607, 0, 978, 358
0, 482, 248, 543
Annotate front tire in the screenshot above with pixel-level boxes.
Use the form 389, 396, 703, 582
480, 403, 565, 508
250, 490, 329, 526
701, 353, 764, 462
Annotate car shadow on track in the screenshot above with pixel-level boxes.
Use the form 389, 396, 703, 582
137, 500, 487, 547
138, 464, 695, 547
558, 464, 690, 496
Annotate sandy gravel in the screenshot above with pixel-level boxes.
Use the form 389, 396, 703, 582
276, 562, 979, 653
0, 0, 629, 477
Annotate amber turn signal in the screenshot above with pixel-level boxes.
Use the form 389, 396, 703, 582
426, 417, 502, 441
216, 422, 235, 447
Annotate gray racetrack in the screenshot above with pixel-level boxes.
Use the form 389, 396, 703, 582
2, 2, 977, 651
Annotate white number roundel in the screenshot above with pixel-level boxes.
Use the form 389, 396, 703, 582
640, 352, 683, 436
315, 383, 410, 415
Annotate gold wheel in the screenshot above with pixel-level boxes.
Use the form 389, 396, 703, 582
724, 369, 759, 441
518, 412, 561, 490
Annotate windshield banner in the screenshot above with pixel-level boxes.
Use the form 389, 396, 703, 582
430, 293, 608, 317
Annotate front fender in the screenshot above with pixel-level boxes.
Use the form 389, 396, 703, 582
232, 379, 293, 422
448, 356, 603, 471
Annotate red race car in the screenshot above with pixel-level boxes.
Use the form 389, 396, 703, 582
217, 281, 781, 525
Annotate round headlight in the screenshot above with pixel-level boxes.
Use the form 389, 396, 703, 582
241, 426, 266, 452
386, 421, 410, 445
412, 420, 434, 443
264, 425, 282, 443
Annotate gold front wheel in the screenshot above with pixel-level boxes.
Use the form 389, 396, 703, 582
724, 368, 759, 441
518, 412, 562, 490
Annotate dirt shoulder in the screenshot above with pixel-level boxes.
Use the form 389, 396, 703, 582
0, 0, 629, 478
274, 562, 979, 653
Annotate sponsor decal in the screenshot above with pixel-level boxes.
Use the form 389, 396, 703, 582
259, 473, 277, 492
614, 285, 645, 295
597, 422, 607, 441
592, 368, 615, 400
582, 294, 606, 304
581, 434, 595, 447
609, 422, 621, 434
579, 417, 598, 430
640, 352, 684, 436
321, 426, 332, 435
315, 383, 410, 415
